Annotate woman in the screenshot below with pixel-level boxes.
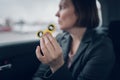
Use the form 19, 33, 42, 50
33, 0, 115, 80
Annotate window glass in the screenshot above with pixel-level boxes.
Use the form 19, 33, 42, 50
0, 0, 60, 45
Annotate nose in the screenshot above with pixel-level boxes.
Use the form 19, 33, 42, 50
55, 10, 60, 17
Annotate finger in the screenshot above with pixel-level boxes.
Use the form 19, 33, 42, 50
43, 34, 55, 54
39, 39, 44, 56
40, 37, 49, 56
36, 46, 44, 60
36, 46, 50, 64
46, 33, 60, 50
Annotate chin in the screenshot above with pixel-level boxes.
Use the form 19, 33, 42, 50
59, 25, 66, 30
59, 27, 68, 32
59, 24, 71, 31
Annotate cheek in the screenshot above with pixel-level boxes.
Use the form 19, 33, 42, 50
60, 12, 77, 29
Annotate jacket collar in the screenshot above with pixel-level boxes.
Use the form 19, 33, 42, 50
62, 28, 94, 43
60, 29, 96, 69
81, 28, 94, 43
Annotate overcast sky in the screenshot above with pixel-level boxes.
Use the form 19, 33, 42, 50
0, 0, 60, 22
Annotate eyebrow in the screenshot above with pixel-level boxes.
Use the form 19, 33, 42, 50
59, 0, 69, 6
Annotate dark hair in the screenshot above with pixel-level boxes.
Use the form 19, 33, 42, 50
72, 0, 99, 29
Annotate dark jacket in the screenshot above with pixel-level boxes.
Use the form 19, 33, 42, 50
33, 28, 115, 80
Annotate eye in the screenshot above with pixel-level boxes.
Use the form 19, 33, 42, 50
62, 6, 66, 9
59, 5, 66, 10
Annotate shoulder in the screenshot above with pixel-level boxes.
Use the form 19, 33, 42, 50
91, 27, 111, 45
90, 28, 115, 60
86, 27, 115, 59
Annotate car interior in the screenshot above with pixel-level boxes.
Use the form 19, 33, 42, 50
0, 0, 120, 80
0, 41, 40, 80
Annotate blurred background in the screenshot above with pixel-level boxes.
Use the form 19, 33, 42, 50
0, 0, 120, 80
0, 0, 61, 45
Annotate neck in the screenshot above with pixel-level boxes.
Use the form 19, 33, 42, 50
67, 27, 87, 42
66, 27, 86, 55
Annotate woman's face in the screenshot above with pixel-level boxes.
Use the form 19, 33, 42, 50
56, 0, 78, 30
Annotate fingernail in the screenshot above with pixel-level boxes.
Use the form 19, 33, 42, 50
40, 38, 43, 42
37, 46, 39, 48
40, 38, 42, 41
47, 32, 50, 36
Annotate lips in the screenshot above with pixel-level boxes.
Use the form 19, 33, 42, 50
58, 20, 62, 24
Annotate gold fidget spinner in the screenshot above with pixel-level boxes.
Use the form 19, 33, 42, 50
37, 24, 56, 38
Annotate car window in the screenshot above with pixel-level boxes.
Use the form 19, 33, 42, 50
0, 0, 61, 45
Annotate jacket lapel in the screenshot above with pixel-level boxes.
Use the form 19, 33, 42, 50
69, 42, 89, 69
60, 33, 72, 61
59, 29, 94, 69
69, 29, 93, 69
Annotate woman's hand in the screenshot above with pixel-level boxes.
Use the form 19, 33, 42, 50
36, 32, 64, 73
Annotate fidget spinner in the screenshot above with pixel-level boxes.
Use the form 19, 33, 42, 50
37, 24, 56, 38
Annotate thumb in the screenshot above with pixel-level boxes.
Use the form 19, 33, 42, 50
36, 46, 43, 60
